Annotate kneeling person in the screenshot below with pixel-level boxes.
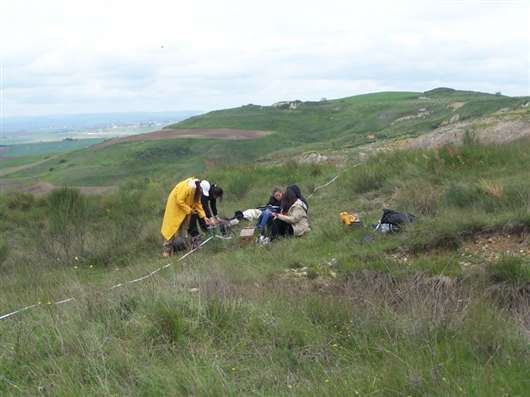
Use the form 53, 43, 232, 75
271, 188, 310, 240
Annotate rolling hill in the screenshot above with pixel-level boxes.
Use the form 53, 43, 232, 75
1, 88, 529, 192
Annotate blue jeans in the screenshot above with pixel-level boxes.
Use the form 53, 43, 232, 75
256, 209, 274, 234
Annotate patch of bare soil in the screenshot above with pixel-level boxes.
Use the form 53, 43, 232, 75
448, 102, 466, 111
0, 179, 115, 196
460, 232, 530, 264
402, 112, 530, 149
94, 128, 272, 149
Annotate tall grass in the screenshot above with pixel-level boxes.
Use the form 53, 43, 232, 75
2, 141, 530, 395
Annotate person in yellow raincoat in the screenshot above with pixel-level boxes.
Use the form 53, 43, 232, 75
161, 177, 208, 256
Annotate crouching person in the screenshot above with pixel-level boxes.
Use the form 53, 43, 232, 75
188, 180, 224, 242
161, 177, 208, 256
256, 187, 283, 236
270, 188, 310, 240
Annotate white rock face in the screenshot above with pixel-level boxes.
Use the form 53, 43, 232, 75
272, 100, 302, 110
299, 152, 329, 164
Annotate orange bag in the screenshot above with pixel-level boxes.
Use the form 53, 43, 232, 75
340, 211, 360, 225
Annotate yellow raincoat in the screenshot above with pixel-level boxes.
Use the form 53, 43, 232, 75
161, 177, 206, 240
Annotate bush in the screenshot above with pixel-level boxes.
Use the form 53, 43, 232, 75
148, 301, 187, 344
228, 171, 253, 197
6, 192, 35, 211
488, 255, 530, 286
393, 182, 441, 215
45, 187, 89, 264
444, 183, 479, 208
347, 164, 388, 193
443, 182, 504, 212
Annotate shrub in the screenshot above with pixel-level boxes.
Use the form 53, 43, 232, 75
347, 164, 387, 193
462, 129, 480, 146
487, 255, 530, 286
6, 192, 35, 211
444, 181, 507, 213
148, 301, 187, 344
228, 172, 253, 197
46, 187, 89, 263
203, 297, 245, 334
392, 182, 441, 215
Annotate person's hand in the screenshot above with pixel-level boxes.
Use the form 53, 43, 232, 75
204, 218, 213, 226
210, 217, 219, 225
272, 212, 278, 219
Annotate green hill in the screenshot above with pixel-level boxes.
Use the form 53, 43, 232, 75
2, 89, 528, 188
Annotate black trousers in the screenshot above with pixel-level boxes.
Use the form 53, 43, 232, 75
270, 219, 294, 240
188, 214, 208, 237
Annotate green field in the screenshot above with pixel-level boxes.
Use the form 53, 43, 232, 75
0, 138, 105, 158
1, 89, 529, 396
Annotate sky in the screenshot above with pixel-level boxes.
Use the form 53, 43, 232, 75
1, 0, 529, 117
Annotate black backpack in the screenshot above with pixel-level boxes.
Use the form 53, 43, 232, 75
378, 208, 416, 232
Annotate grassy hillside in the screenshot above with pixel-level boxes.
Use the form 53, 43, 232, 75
3, 89, 528, 187
1, 136, 529, 395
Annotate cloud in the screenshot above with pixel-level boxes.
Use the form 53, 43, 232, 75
1, 0, 528, 116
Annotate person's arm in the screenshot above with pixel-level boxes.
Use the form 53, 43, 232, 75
201, 195, 212, 218
277, 206, 305, 224
194, 197, 207, 219
210, 197, 218, 217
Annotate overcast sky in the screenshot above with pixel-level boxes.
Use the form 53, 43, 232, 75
1, 0, 529, 117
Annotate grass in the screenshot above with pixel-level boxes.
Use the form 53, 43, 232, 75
1, 138, 530, 395
1, 89, 530, 395
0, 138, 104, 158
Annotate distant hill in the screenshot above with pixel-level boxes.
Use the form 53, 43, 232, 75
1, 89, 529, 189
1, 111, 199, 145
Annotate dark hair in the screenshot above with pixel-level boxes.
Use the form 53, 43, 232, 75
210, 184, 224, 200
193, 180, 202, 203
286, 184, 308, 209
281, 189, 298, 211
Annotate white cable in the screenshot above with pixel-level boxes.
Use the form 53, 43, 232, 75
0, 171, 347, 322
308, 175, 339, 198
0, 236, 215, 321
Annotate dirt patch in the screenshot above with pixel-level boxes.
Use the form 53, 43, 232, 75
391, 109, 432, 125
448, 102, 466, 111
402, 112, 530, 149
25, 182, 115, 195
0, 179, 115, 196
460, 232, 530, 263
94, 128, 272, 149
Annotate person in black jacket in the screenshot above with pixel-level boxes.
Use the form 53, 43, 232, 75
256, 187, 283, 236
188, 180, 224, 245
